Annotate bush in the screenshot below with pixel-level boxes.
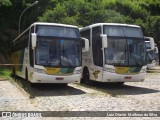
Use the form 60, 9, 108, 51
0, 67, 11, 79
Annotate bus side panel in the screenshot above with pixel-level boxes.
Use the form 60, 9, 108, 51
27, 26, 34, 81
89, 65, 103, 82
11, 52, 19, 75
28, 66, 34, 81
21, 48, 31, 79
12, 49, 25, 77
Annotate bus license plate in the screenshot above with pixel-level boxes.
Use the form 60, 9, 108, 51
124, 76, 132, 80
56, 77, 64, 80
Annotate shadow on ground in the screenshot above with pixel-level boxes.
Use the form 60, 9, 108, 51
11, 76, 86, 99
80, 82, 160, 97
11, 75, 160, 98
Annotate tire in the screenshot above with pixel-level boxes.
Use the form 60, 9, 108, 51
81, 67, 90, 84
11, 66, 16, 79
12, 67, 16, 76
116, 82, 125, 86
30, 83, 37, 88
25, 69, 28, 81
60, 83, 68, 87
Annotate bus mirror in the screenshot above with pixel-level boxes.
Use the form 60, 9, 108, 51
31, 33, 37, 49
81, 37, 89, 52
101, 34, 108, 48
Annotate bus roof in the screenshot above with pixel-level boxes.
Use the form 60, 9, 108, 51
144, 37, 154, 42
79, 23, 141, 30
144, 36, 154, 39
13, 22, 78, 42
31, 22, 78, 28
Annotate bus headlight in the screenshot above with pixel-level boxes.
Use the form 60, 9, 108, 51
140, 69, 146, 73
104, 67, 115, 73
35, 68, 46, 74
74, 69, 81, 74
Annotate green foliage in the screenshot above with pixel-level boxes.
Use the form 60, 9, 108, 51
140, 0, 160, 15
104, 0, 149, 20
1, 0, 160, 62
0, 0, 12, 6
39, 0, 131, 26
39, 4, 67, 23
147, 16, 160, 44
0, 67, 11, 79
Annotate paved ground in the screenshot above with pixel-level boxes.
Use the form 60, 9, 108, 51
0, 66, 160, 120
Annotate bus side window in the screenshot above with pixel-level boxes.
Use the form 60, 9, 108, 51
80, 29, 90, 46
23, 31, 29, 48
81, 39, 85, 49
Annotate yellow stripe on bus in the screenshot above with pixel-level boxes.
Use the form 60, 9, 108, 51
45, 67, 61, 74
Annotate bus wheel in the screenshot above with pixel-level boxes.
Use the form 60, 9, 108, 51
60, 83, 68, 87
81, 68, 90, 84
25, 69, 28, 81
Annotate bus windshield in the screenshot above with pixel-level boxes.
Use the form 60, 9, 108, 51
35, 26, 81, 67
36, 25, 79, 38
104, 26, 146, 66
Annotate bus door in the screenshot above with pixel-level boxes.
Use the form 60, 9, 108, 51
90, 26, 103, 81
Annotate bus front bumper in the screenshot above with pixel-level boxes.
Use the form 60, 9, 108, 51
31, 72, 81, 83
147, 61, 156, 69
102, 72, 146, 82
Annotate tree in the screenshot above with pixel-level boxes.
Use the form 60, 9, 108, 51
1, 0, 160, 63
0, 0, 11, 7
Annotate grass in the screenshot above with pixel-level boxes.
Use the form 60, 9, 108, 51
0, 67, 12, 79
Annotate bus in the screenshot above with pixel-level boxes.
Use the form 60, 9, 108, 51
12, 22, 89, 84
144, 37, 156, 69
80, 23, 147, 84
154, 44, 159, 63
